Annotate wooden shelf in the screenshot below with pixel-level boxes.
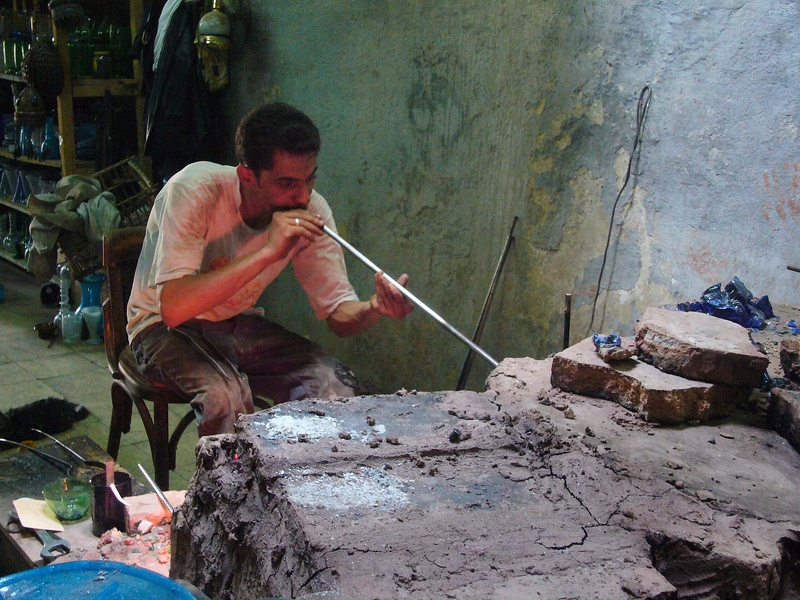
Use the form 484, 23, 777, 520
71, 77, 139, 98
0, 195, 30, 215
0, 149, 62, 169
0, 194, 30, 269
0, 73, 25, 84
55, 0, 145, 177
0, 247, 27, 269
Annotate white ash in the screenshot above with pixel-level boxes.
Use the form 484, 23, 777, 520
251, 414, 341, 442
250, 412, 387, 444
285, 467, 409, 511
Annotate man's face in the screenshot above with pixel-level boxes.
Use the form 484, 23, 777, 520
251, 149, 318, 212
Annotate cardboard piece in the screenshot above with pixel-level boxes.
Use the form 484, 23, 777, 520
13, 497, 65, 532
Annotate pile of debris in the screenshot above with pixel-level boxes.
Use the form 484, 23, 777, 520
554, 306, 800, 452
552, 307, 769, 425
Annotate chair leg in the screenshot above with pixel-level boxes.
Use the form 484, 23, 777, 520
168, 409, 196, 471
107, 382, 133, 460
152, 399, 171, 491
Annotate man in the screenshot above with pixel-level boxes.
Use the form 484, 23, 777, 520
127, 102, 413, 436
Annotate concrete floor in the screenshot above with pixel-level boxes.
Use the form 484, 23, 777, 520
0, 258, 196, 490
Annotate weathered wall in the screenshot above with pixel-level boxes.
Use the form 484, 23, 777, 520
210, 0, 799, 394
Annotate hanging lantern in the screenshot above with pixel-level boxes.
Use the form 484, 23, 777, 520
14, 85, 47, 128
21, 39, 64, 105
195, 0, 231, 93
47, 0, 85, 28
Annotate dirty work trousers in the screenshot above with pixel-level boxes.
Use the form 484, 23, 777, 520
130, 313, 359, 436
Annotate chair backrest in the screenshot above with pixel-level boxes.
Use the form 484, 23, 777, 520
102, 226, 146, 374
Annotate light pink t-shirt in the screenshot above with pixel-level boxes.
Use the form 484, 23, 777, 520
126, 162, 358, 342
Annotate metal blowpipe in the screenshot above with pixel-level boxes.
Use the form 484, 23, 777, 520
323, 225, 499, 367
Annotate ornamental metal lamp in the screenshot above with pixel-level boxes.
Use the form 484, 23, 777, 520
195, 0, 231, 93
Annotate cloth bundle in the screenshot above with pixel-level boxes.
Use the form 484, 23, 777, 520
26, 174, 121, 281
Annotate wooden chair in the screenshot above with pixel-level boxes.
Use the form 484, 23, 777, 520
102, 226, 195, 491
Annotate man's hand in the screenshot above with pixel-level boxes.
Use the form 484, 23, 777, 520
326, 272, 414, 337
264, 210, 324, 260
370, 272, 414, 319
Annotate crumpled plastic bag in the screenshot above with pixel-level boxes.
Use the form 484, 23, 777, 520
592, 333, 622, 350
676, 276, 774, 329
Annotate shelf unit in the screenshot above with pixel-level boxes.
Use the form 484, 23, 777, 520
0, 195, 30, 268
53, 0, 146, 176
0, 0, 146, 270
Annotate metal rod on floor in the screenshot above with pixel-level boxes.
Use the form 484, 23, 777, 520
456, 216, 518, 390
563, 293, 572, 350
323, 225, 499, 368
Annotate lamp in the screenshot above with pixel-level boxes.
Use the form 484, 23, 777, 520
195, 0, 230, 93
14, 85, 47, 128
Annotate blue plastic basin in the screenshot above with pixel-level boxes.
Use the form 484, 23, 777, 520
0, 560, 194, 599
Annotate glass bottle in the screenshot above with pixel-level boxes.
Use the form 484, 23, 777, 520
40, 116, 59, 160
76, 271, 106, 313
1, 211, 16, 254
0, 211, 8, 241
92, 50, 111, 78
0, 169, 11, 196
30, 7, 51, 44
11, 168, 27, 203
57, 263, 82, 344
18, 125, 35, 159
109, 22, 131, 78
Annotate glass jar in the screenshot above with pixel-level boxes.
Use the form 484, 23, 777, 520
93, 50, 111, 78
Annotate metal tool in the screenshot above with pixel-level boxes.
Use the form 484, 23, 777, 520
9, 509, 71, 561
0, 438, 74, 474
456, 217, 517, 390
33, 527, 71, 561
138, 463, 174, 514
323, 225, 499, 367
31, 429, 107, 470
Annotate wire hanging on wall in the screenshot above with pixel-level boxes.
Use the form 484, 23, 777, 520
586, 85, 652, 336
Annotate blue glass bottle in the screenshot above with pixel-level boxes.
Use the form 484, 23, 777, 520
18, 125, 34, 159
40, 117, 59, 160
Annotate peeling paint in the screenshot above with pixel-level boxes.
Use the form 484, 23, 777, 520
231, 0, 800, 393
533, 156, 554, 174
587, 99, 605, 125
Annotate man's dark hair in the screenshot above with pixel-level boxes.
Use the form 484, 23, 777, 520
235, 102, 321, 172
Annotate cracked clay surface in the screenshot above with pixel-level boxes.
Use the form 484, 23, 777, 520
171, 359, 800, 599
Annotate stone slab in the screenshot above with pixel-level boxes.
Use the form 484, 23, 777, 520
551, 337, 749, 424
635, 307, 769, 387
768, 387, 800, 453
171, 377, 800, 600
780, 338, 800, 383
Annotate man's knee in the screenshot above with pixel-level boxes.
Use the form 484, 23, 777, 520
192, 378, 254, 436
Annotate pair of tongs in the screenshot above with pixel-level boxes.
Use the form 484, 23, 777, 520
30, 429, 107, 470
0, 437, 75, 475
32, 430, 130, 507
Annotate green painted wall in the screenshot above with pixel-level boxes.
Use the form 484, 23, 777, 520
209, 0, 799, 394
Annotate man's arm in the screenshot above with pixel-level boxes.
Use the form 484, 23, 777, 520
326, 272, 413, 337
160, 210, 320, 328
